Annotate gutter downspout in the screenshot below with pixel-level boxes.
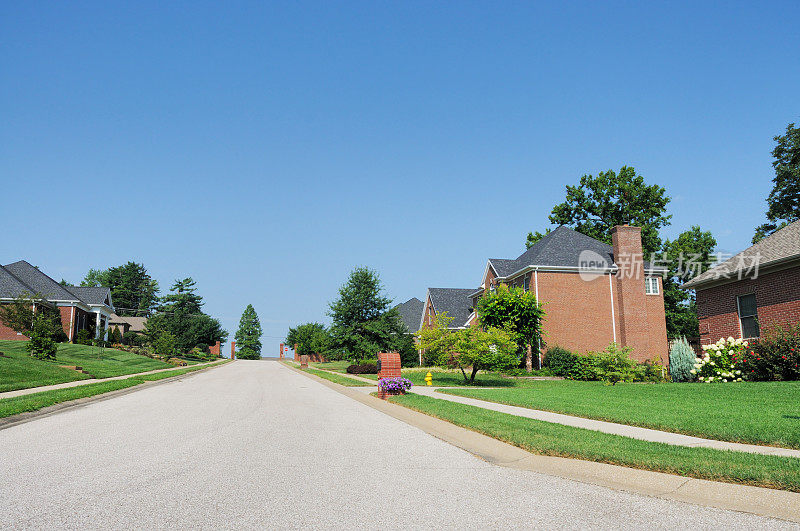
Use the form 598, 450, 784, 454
534, 268, 542, 369
608, 272, 617, 344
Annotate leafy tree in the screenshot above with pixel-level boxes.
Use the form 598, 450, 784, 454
152, 330, 177, 358
286, 322, 331, 359
328, 267, 406, 360
109, 326, 122, 344
235, 304, 263, 359
540, 166, 671, 255
754, 122, 800, 243
81, 262, 160, 316
660, 226, 717, 338
525, 228, 552, 249
477, 284, 545, 371
415, 314, 517, 383
27, 312, 58, 360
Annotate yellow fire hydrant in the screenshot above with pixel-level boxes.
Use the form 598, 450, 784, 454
425, 372, 433, 386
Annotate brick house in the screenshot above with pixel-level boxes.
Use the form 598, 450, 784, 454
0, 260, 115, 342
421, 225, 669, 364
684, 220, 800, 344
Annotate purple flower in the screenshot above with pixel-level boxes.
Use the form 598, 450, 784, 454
378, 377, 413, 393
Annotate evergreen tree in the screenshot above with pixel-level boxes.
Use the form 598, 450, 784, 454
235, 304, 263, 359
754, 122, 800, 242
80, 262, 160, 316
328, 267, 406, 361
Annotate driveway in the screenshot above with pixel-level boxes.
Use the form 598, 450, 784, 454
0, 361, 791, 529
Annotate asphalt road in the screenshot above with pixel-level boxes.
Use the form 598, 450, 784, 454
0, 361, 792, 529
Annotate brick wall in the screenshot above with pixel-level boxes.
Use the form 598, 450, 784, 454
696, 265, 800, 344
0, 304, 27, 340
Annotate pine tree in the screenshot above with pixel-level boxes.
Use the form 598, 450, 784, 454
235, 304, 263, 360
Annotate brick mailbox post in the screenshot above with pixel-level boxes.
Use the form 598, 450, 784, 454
280, 343, 284, 360
377, 351, 402, 400
230, 341, 236, 360
300, 354, 309, 368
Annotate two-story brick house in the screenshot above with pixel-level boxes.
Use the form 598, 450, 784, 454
421, 225, 669, 364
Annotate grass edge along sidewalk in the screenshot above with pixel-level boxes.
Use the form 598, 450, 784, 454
283, 362, 372, 387
387, 392, 800, 493
0, 360, 231, 421
439, 381, 800, 450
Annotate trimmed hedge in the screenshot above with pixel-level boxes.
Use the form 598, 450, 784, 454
346, 363, 378, 374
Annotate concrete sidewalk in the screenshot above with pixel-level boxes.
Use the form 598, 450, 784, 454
0, 360, 220, 400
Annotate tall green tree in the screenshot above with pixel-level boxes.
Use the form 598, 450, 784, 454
477, 284, 545, 371
328, 267, 406, 361
147, 278, 227, 352
534, 166, 671, 255
81, 262, 160, 316
286, 322, 331, 358
235, 304, 263, 359
754, 122, 800, 243
660, 226, 717, 338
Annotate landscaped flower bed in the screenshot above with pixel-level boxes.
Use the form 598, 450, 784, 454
378, 377, 413, 395
691, 337, 745, 382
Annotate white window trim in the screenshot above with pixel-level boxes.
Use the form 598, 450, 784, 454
645, 277, 659, 295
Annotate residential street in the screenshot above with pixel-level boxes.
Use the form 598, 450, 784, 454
0, 361, 792, 529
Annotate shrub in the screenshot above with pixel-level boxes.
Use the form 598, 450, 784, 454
543, 346, 577, 376
26, 312, 58, 360
591, 343, 637, 385
153, 331, 177, 358
739, 326, 800, 381
669, 337, 696, 382
692, 337, 745, 383
75, 329, 92, 345
346, 363, 378, 374
167, 357, 187, 366
634, 357, 667, 383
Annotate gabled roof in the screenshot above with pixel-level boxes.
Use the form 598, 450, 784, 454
0, 266, 35, 299
69, 286, 113, 307
486, 225, 664, 281
428, 288, 475, 328
2, 260, 81, 302
395, 297, 424, 333
108, 314, 147, 332
684, 220, 800, 290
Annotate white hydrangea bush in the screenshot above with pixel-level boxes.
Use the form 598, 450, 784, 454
690, 337, 746, 383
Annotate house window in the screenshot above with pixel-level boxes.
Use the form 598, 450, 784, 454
645, 277, 659, 295
737, 294, 760, 338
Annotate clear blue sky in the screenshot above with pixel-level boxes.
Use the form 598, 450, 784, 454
2, 2, 798, 354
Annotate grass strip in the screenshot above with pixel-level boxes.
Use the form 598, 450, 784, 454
439, 381, 800, 449
302, 367, 372, 387
0, 361, 229, 420
388, 392, 800, 492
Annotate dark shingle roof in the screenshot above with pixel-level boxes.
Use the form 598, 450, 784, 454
428, 288, 475, 328
684, 220, 800, 290
0, 266, 35, 299
489, 226, 664, 279
2, 261, 80, 301
69, 286, 112, 306
395, 297, 424, 333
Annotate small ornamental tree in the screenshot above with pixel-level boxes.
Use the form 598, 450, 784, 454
477, 284, 545, 371
27, 312, 58, 360
235, 304, 263, 360
669, 337, 696, 382
153, 330, 177, 358
415, 313, 518, 383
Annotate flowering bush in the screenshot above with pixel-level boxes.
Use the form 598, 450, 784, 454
739, 325, 800, 381
691, 337, 745, 383
378, 377, 413, 394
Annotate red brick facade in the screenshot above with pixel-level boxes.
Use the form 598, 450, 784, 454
696, 264, 800, 344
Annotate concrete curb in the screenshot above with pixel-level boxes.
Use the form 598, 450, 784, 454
285, 362, 800, 523
0, 361, 232, 432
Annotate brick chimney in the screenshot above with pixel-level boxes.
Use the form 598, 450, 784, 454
611, 225, 650, 359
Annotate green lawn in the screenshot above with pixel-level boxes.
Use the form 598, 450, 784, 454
309, 360, 352, 373
0, 360, 229, 419
440, 380, 800, 449
301, 367, 372, 387
0, 340, 173, 393
388, 393, 800, 492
